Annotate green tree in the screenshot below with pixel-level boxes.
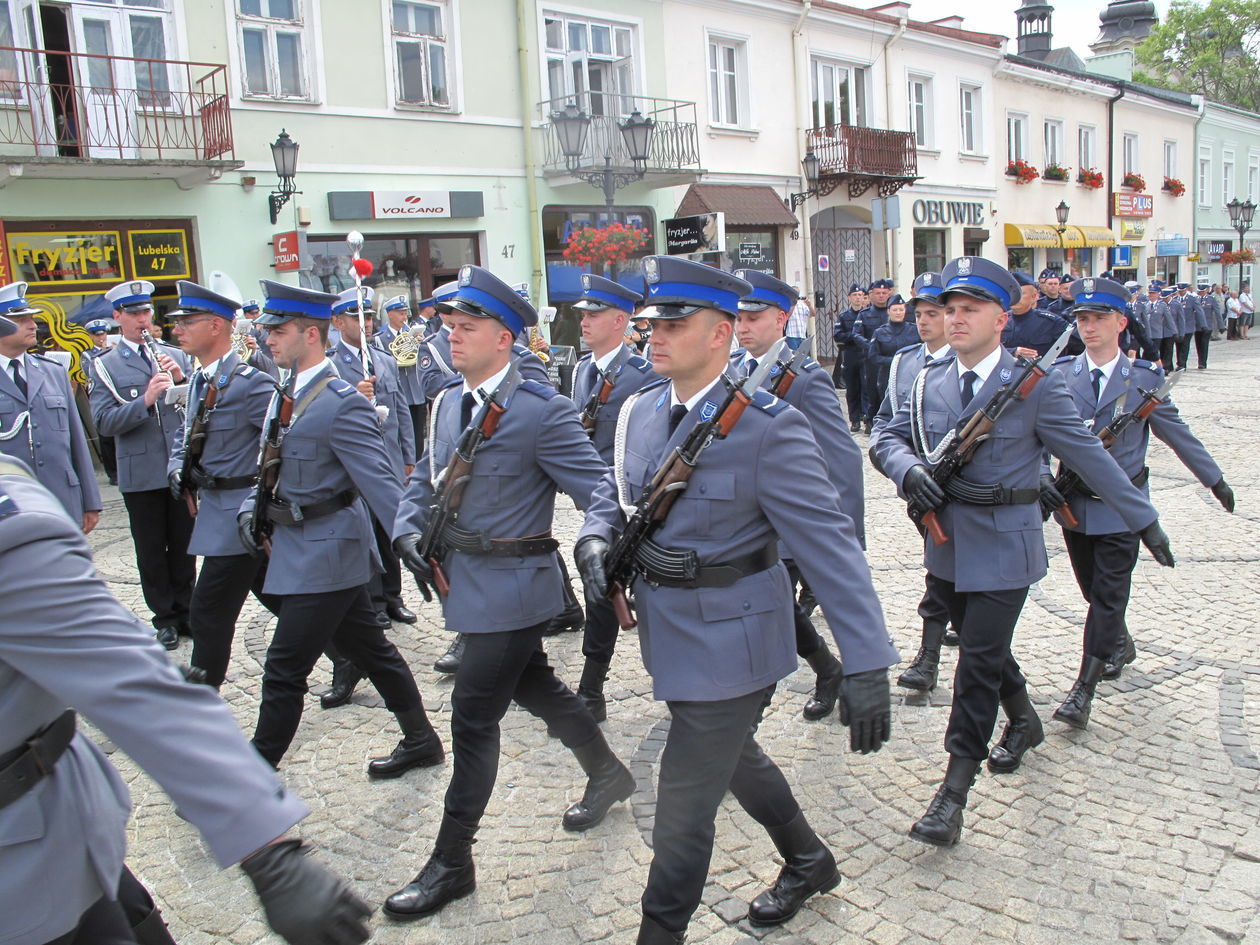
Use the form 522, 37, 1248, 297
1133, 0, 1260, 112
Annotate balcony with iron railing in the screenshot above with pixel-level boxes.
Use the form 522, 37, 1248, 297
805, 124, 919, 199
538, 92, 702, 187
0, 47, 241, 186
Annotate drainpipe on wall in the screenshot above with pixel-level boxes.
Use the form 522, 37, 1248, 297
1189, 93, 1205, 281
1105, 85, 1125, 251
791, 0, 814, 346
882, 15, 908, 282
517, 0, 545, 328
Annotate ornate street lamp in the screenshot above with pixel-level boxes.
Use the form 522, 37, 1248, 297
268, 129, 301, 225
788, 150, 822, 211
1226, 197, 1256, 291
550, 103, 657, 211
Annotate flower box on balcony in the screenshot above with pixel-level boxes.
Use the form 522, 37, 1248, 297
1006, 159, 1038, 184
1162, 177, 1185, 197
1077, 168, 1105, 190
1122, 173, 1146, 191
1043, 164, 1069, 181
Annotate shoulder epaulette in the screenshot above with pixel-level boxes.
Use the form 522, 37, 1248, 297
1053, 355, 1076, 365
1131, 359, 1162, 373
328, 377, 356, 398
799, 358, 822, 372
729, 348, 746, 361
640, 376, 670, 396
627, 354, 651, 371
235, 362, 256, 377
518, 378, 558, 400
924, 356, 952, 369
438, 374, 462, 391
28, 352, 58, 364
895, 342, 920, 355
577, 351, 593, 362
750, 389, 789, 415
1037, 309, 1068, 322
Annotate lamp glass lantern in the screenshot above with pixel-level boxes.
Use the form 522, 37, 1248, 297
802, 150, 821, 190
1241, 199, 1257, 230
551, 103, 591, 162
271, 129, 299, 184
1054, 200, 1071, 227
619, 110, 656, 166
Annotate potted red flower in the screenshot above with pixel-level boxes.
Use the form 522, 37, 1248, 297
1122, 172, 1146, 191
562, 222, 651, 272
1006, 159, 1039, 184
1220, 249, 1256, 266
1077, 168, 1105, 190
1162, 177, 1185, 197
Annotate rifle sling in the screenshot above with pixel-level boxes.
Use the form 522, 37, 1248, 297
634, 539, 777, 589
941, 479, 1039, 507
440, 523, 558, 557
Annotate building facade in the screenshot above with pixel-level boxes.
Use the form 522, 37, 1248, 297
1194, 101, 1260, 291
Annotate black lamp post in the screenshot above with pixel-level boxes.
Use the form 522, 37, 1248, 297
787, 150, 822, 211
1054, 199, 1071, 238
1226, 197, 1256, 291
550, 105, 657, 212
268, 129, 301, 225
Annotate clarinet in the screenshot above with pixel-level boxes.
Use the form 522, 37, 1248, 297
140, 329, 169, 440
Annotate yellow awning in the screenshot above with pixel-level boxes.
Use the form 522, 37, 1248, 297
1003, 223, 1107, 248
1076, 226, 1116, 247
1004, 223, 1061, 248
1058, 226, 1086, 248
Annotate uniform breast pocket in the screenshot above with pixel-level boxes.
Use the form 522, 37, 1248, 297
674, 469, 737, 538
470, 450, 521, 508
41, 394, 69, 431
980, 418, 1025, 465
922, 410, 954, 451
284, 435, 319, 486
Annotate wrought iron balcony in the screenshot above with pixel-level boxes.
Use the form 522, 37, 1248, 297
806, 124, 919, 199
538, 92, 701, 185
0, 47, 239, 184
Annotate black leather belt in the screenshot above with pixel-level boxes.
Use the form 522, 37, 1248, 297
264, 489, 358, 526
1080, 466, 1149, 501
0, 710, 75, 811
943, 478, 1039, 506
441, 523, 559, 557
634, 539, 778, 588
190, 467, 256, 491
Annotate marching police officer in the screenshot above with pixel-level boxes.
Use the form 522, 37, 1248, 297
166, 280, 282, 690
90, 280, 194, 650
378, 294, 428, 447
1171, 283, 1196, 371
1045, 277, 1233, 727
576, 256, 896, 944
831, 283, 869, 416
873, 257, 1172, 848
388, 265, 630, 920
1121, 280, 1158, 362
1151, 284, 1175, 367
569, 273, 659, 719
1193, 281, 1217, 369
236, 280, 441, 777
1002, 271, 1074, 358
0, 444, 369, 945
0, 282, 102, 532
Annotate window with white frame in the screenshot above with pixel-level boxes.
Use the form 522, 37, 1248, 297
1223, 153, 1235, 206
1078, 125, 1096, 171
237, 0, 310, 99
391, 1, 450, 107
708, 35, 747, 127
1198, 147, 1212, 207
958, 83, 980, 154
812, 57, 868, 129
1249, 159, 1259, 203
1163, 139, 1177, 181
1006, 112, 1028, 163
544, 13, 635, 116
1043, 119, 1063, 168
1122, 132, 1139, 175
0, 1, 22, 101
907, 75, 931, 147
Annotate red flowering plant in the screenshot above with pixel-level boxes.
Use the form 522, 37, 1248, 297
1077, 168, 1105, 189
1220, 249, 1256, 266
1043, 163, 1070, 181
1122, 172, 1146, 191
562, 222, 651, 271
1162, 177, 1186, 197
1006, 159, 1039, 184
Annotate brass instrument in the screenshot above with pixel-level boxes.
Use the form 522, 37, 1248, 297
232, 320, 254, 361
528, 324, 551, 362
389, 328, 420, 367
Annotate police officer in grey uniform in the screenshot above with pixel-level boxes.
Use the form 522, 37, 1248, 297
731, 269, 866, 721
90, 280, 194, 650
569, 274, 658, 719
378, 294, 428, 447
0, 282, 101, 533
165, 280, 282, 690
0, 444, 369, 945
576, 256, 897, 945
387, 265, 630, 920
1172, 283, 1195, 371
1045, 277, 1233, 728
236, 280, 441, 777
874, 257, 1173, 848
81, 317, 119, 485
1193, 281, 1217, 368
1150, 284, 1174, 366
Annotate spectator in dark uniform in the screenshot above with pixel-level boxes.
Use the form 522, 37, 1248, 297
869, 294, 918, 410
830, 283, 870, 428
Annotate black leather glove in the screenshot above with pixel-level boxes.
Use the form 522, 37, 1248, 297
240, 839, 370, 945
839, 669, 891, 754
168, 469, 184, 502
1038, 473, 1067, 520
237, 512, 263, 557
393, 533, 434, 601
1140, 520, 1175, 568
902, 464, 945, 510
1211, 478, 1235, 513
574, 536, 610, 608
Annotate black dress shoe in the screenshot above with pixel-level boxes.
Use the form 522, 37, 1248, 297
387, 603, 418, 624
383, 815, 476, 920
542, 600, 585, 636
849, 419, 862, 433
155, 626, 179, 650
747, 812, 840, 926
434, 634, 466, 674
943, 626, 960, 646
563, 737, 634, 831
987, 690, 1044, 773
1102, 632, 1136, 680
320, 659, 362, 709
369, 708, 445, 779
801, 647, 843, 721
897, 621, 945, 693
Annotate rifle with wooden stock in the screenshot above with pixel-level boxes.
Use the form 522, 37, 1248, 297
177, 380, 219, 517
767, 331, 814, 398
579, 365, 615, 436
249, 359, 298, 555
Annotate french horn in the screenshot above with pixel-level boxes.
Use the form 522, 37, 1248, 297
389, 328, 421, 367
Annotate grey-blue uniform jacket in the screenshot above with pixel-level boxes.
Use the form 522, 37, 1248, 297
1199, 293, 1223, 331
0, 352, 101, 520
1169, 296, 1191, 336
330, 339, 415, 474
89, 339, 191, 493
376, 324, 426, 406
731, 350, 867, 548
1190, 294, 1212, 331
1147, 300, 1172, 341
394, 376, 607, 634
0, 460, 306, 945
571, 344, 659, 465
239, 362, 403, 596
418, 327, 550, 399
870, 342, 954, 441
168, 353, 276, 557
578, 378, 896, 702
873, 348, 1160, 593
1051, 354, 1222, 535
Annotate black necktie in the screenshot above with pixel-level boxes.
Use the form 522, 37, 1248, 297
668, 404, 687, 434
9, 360, 26, 398
138, 344, 152, 369
960, 370, 978, 405
460, 391, 476, 429
746, 358, 757, 378
1091, 367, 1104, 402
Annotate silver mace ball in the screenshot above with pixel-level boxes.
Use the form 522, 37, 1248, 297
346, 230, 364, 254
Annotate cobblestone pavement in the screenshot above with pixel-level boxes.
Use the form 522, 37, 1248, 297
87, 340, 1260, 945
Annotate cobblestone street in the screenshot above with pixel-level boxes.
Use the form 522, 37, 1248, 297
88, 340, 1260, 945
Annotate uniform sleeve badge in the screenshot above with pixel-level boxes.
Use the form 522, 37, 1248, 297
700, 401, 717, 421
420, 355, 432, 369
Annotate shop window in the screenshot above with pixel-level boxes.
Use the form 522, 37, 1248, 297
392, 0, 451, 108
1007, 247, 1033, 273
237, 0, 310, 100
912, 229, 946, 276
724, 228, 780, 277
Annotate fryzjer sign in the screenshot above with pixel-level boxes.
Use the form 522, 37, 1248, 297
371, 191, 452, 218
664, 213, 725, 254
9, 231, 123, 284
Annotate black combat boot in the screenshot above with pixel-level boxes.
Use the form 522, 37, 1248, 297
544, 557, 585, 635
382, 813, 477, 919
897, 620, 945, 692
1052, 655, 1106, 729
576, 656, 611, 722
368, 706, 445, 779
747, 811, 841, 926
909, 755, 980, 847
434, 633, 467, 674
562, 734, 634, 831
1102, 630, 1136, 680
987, 688, 1045, 773
320, 656, 362, 709
636, 915, 686, 944
801, 647, 843, 721
943, 625, 960, 646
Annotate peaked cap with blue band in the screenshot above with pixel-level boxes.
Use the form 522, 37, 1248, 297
639, 255, 751, 318
0, 282, 40, 317
908, 272, 943, 304
170, 280, 240, 321
1160, 286, 1175, 297
241, 299, 260, 314
1066, 276, 1130, 314
442, 265, 537, 336
333, 286, 376, 316
574, 274, 643, 313
735, 270, 798, 312
256, 280, 339, 325
432, 280, 460, 313
104, 280, 155, 312
939, 257, 1019, 310
85, 318, 115, 334
383, 294, 409, 312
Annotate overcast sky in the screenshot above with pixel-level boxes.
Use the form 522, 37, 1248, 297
892, 0, 1174, 59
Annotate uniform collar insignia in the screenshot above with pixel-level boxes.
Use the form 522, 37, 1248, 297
655, 390, 667, 410
1074, 360, 1083, 375
342, 352, 352, 362
217, 373, 229, 386
999, 367, 1012, 382
700, 400, 717, 421
769, 365, 782, 377
1121, 363, 1130, 378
